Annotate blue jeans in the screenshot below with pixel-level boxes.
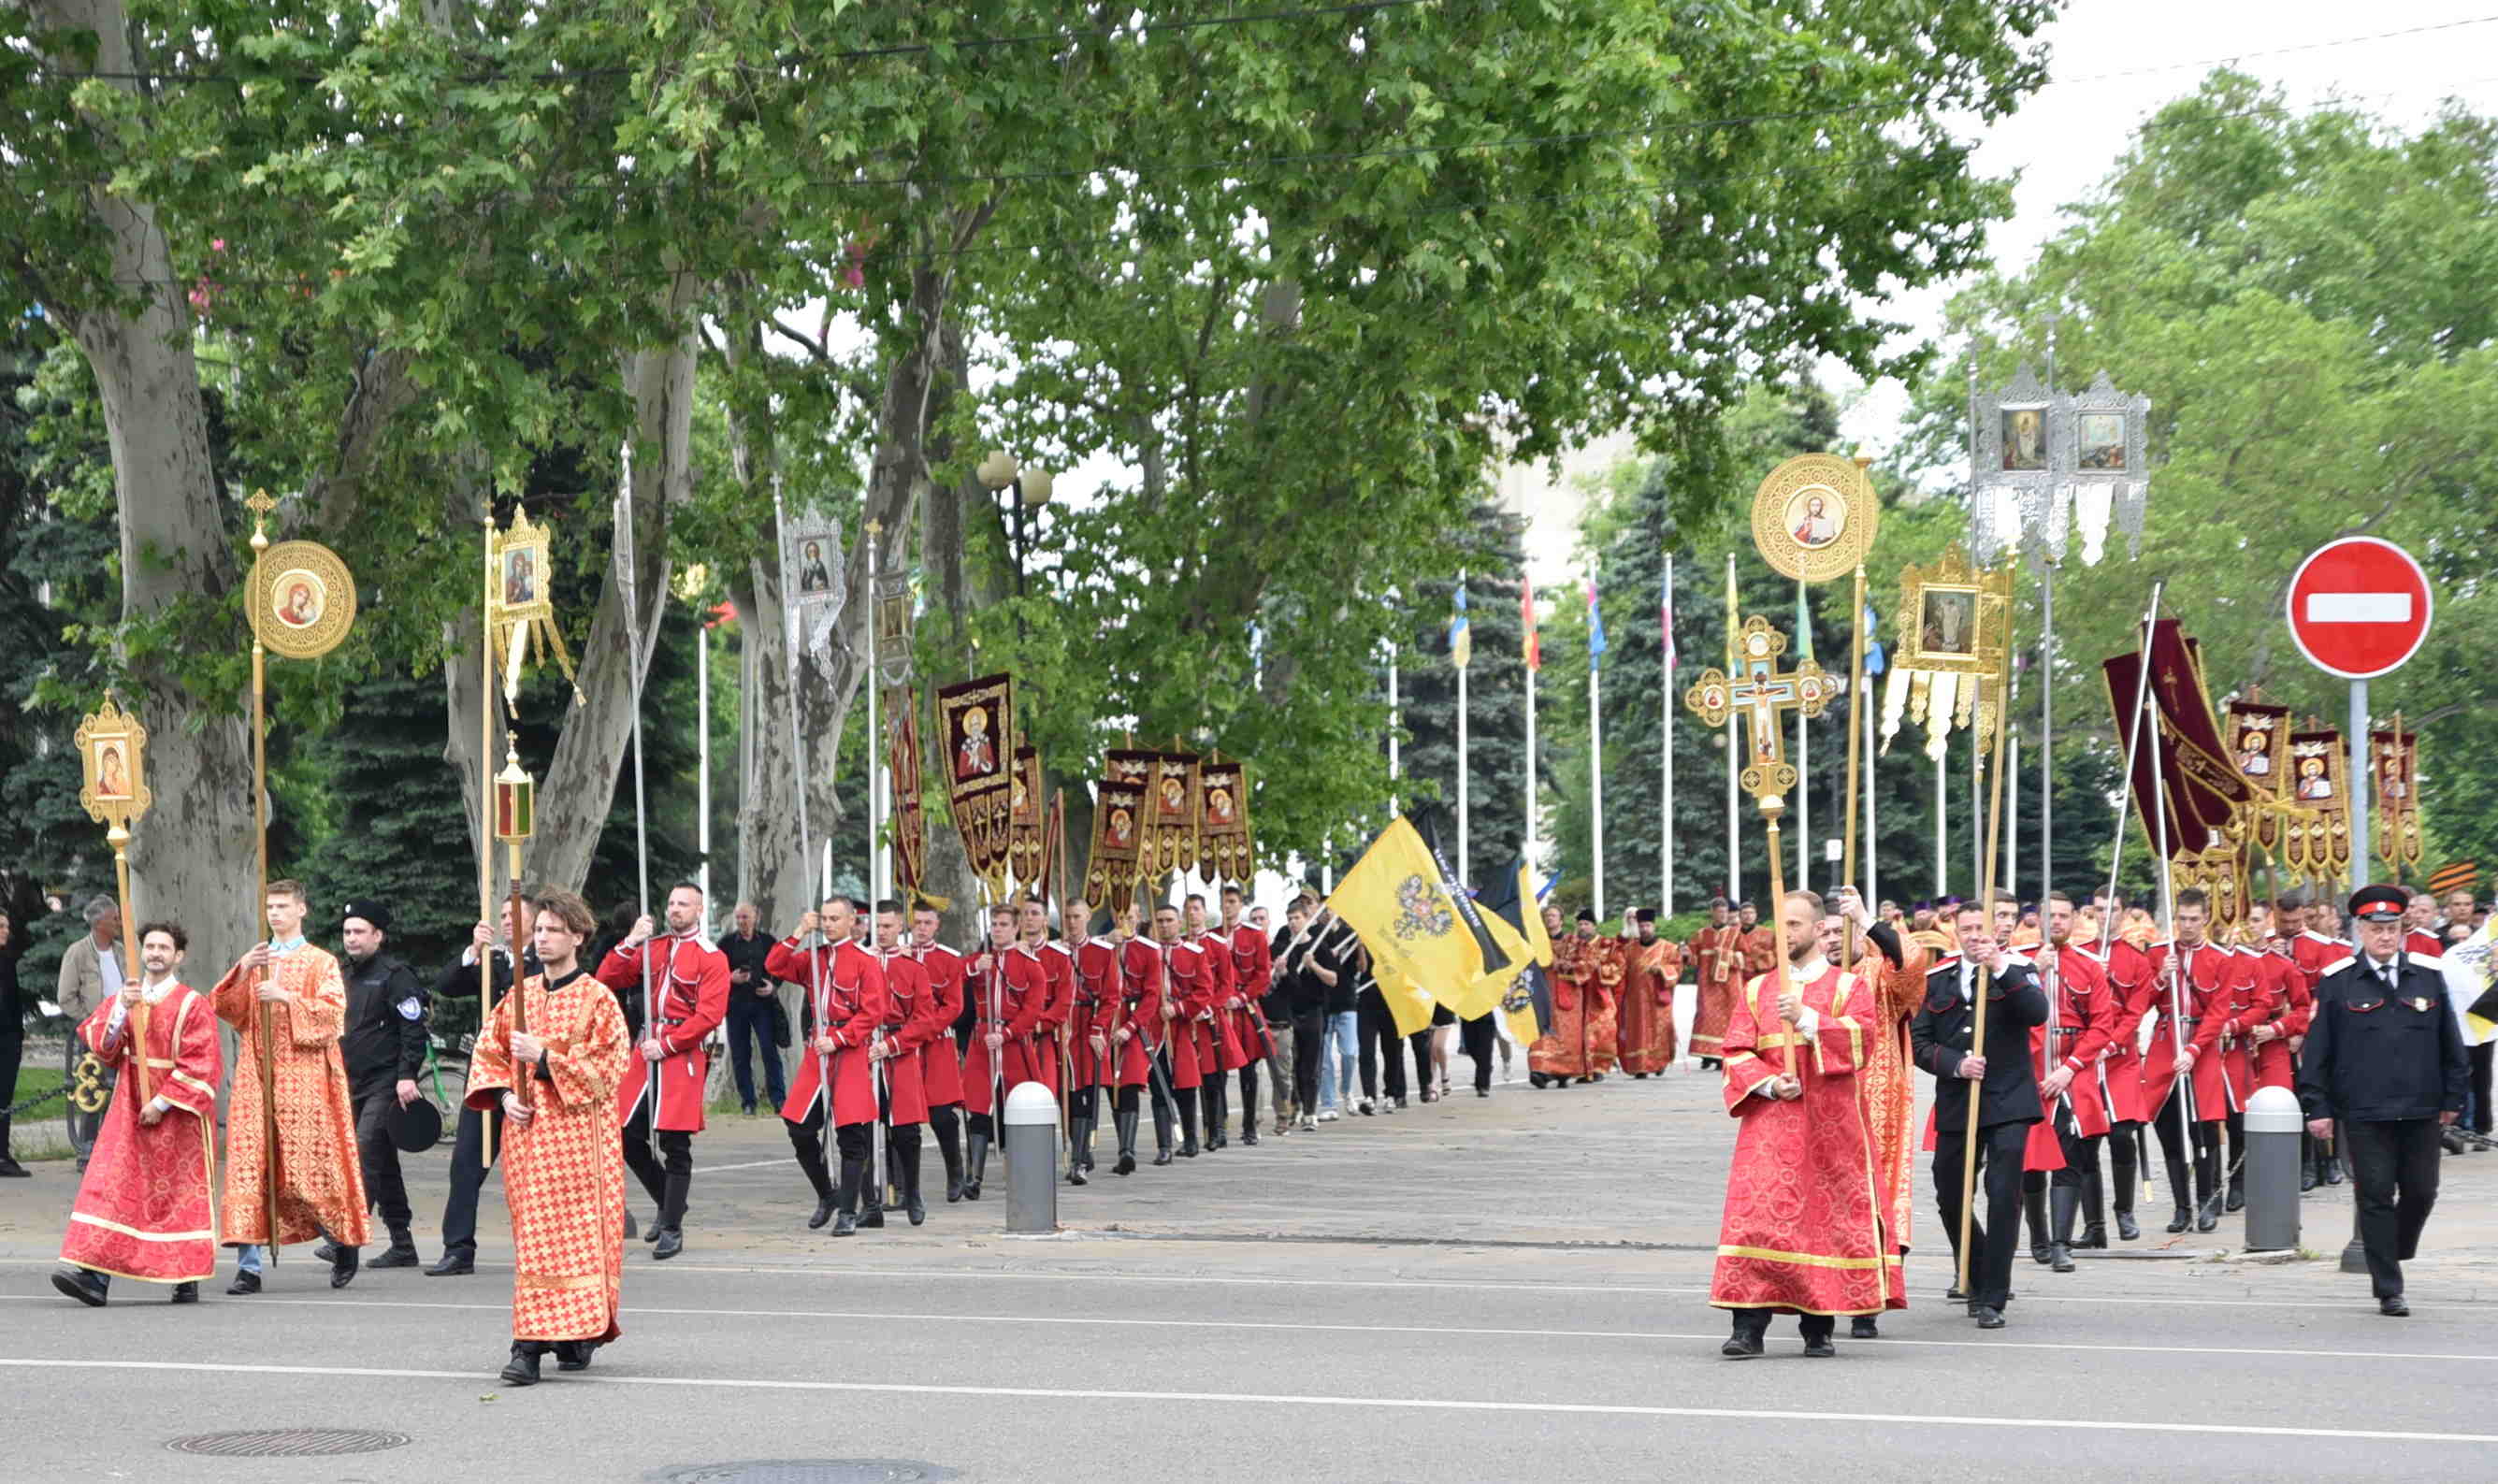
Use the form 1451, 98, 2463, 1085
236, 1245, 264, 1274
727, 990, 787, 1111
1322, 1012, 1359, 1110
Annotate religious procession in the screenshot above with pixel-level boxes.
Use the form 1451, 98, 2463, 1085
5, 4, 2494, 1477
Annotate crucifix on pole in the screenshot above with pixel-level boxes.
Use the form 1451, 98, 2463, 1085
1685, 615, 1836, 1111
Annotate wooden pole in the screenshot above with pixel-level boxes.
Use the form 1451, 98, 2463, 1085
111, 828, 149, 1105
480, 512, 501, 1168
248, 503, 282, 1257
1843, 562, 1867, 970
1955, 653, 2017, 1297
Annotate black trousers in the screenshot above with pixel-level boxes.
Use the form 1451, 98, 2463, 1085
2150, 1089, 2220, 1203
1408, 1027, 1435, 1092
725, 993, 787, 1112
1460, 1014, 1495, 1092
438, 1101, 504, 1257
2343, 1117, 2443, 1299
622, 1101, 693, 1230
1357, 994, 1404, 1101
1933, 1120, 2029, 1308
1291, 1008, 1325, 1113
0, 1032, 22, 1157
2471, 1044, 2494, 1134
350, 1076, 412, 1235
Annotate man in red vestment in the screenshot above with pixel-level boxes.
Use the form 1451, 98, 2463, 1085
1109, 900, 1166, 1173
53, 922, 221, 1306
768, 895, 889, 1234
1687, 899, 1739, 1068
1711, 890, 1886, 1358
597, 881, 729, 1260
908, 906, 972, 1201
1618, 909, 1682, 1075
468, 889, 630, 1386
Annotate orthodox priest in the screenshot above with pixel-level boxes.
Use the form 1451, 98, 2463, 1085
1618, 909, 1682, 1076
1688, 899, 1740, 1067
52, 922, 222, 1307
1831, 887, 1929, 1338
214, 879, 368, 1293
1711, 889, 1886, 1358
467, 889, 630, 1387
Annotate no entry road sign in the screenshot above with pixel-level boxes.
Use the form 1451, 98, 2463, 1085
2287, 537, 2433, 680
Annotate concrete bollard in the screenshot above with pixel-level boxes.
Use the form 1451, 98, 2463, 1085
1004, 1080, 1060, 1234
2242, 1085, 2303, 1252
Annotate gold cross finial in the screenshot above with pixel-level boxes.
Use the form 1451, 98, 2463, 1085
245, 488, 276, 552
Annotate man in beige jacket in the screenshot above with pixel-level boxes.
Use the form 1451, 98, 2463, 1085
55, 896, 123, 1168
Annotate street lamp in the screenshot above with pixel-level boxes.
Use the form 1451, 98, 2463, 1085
977, 448, 1054, 621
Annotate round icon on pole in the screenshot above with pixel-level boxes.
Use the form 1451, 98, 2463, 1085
2286, 537, 2432, 680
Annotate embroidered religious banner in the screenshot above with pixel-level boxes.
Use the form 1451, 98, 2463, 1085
1880, 542, 2012, 760
2100, 620, 2253, 863
1148, 752, 1201, 877
888, 688, 931, 903
937, 673, 1016, 892
1197, 756, 1253, 886
2371, 727, 2422, 872
1105, 747, 1155, 787
784, 515, 846, 668
1085, 777, 1148, 909
2286, 728, 2349, 884
2226, 699, 2292, 852
1008, 744, 1046, 892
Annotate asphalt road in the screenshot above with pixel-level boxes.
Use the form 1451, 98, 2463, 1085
3, 1057, 2491, 1483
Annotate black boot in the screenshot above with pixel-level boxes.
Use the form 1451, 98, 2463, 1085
2162, 1147, 2193, 1232
2300, 1133, 2320, 1192
1177, 1096, 1201, 1157
1115, 1108, 1140, 1175
900, 1137, 926, 1226
1850, 1316, 1879, 1340
1066, 1116, 1091, 1185
226, 1269, 261, 1296
2025, 1187, 2052, 1265
0, 1113, 25, 1175
1721, 1309, 1769, 1359
935, 1109, 966, 1203
171, 1281, 198, 1304
2048, 1185, 2079, 1274
554, 1340, 597, 1372
1239, 1074, 1260, 1146
796, 1138, 837, 1229
2110, 1128, 2141, 1240
2194, 1146, 2219, 1232
1200, 1084, 1223, 1151
2323, 1148, 2346, 1185
963, 1131, 990, 1200
859, 1139, 887, 1229
330, 1243, 360, 1289
2078, 1169, 2108, 1250
2226, 1163, 2246, 1213
831, 1153, 864, 1236
1152, 1105, 1176, 1166
370, 1225, 420, 1269
1799, 1315, 1837, 1359
499, 1341, 544, 1387
51, 1268, 108, 1307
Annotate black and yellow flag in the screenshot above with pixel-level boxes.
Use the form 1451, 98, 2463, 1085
1327, 815, 1512, 1032
1477, 857, 1553, 1049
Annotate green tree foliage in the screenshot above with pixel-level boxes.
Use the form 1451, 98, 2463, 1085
1889, 74, 2498, 891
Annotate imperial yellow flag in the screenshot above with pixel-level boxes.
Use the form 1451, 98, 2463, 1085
1327, 815, 1511, 1034
1477, 857, 1554, 1048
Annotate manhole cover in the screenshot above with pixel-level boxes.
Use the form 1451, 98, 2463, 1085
653, 1463, 959, 1484
169, 1428, 412, 1458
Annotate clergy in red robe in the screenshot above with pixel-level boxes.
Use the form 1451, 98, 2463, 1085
1712, 889, 1887, 1357
1617, 912, 1682, 1075
1687, 900, 1742, 1066
1532, 911, 1613, 1083
214, 879, 368, 1294
1829, 889, 1928, 1334
467, 888, 631, 1387
52, 922, 222, 1307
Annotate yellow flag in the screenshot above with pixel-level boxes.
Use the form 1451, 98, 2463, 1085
1324, 815, 1513, 1031
1485, 861, 1555, 1048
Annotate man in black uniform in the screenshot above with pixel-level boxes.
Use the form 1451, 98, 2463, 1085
1911, 900, 2047, 1330
338, 902, 427, 1268
2299, 885, 2468, 1317
424, 923, 519, 1275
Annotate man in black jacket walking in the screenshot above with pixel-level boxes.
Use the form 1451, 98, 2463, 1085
339, 901, 427, 1268
1912, 900, 2048, 1329
2299, 885, 2469, 1317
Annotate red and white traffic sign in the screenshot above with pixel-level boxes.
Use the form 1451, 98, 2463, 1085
2286, 537, 2433, 680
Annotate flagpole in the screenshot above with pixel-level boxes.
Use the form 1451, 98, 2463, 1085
1794, 579, 1809, 896
1456, 572, 1470, 886
2041, 565, 2056, 908
1523, 609, 1538, 869
1387, 640, 1401, 816
1589, 565, 1606, 922
1662, 553, 1674, 916
1935, 744, 1947, 899
1843, 562, 1866, 966
1725, 555, 1740, 907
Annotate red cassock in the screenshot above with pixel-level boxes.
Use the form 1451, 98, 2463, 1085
870, 947, 938, 1126
598, 931, 729, 1133
1071, 937, 1121, 1088
2140, 942, 2239, 1124
910, 942, 969, 1108
1226, 922, 1277, 1060
961, 944, 1054, 1114
1686, 925, 1741, 1059
770, 938, 888, 1128
60, 986, 223, 1283
2098, 937, 2158, 1126
1191, 932, 1250, 1073
2245, 943, 2308, 1091
1162, 941, 1208, 1089
2035, 943, 2116, 1139
1709, 964, 1890, 1318
1114, 937, 1166, 1088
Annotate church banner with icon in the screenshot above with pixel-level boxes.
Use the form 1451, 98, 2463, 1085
937, 673, 1016, 892
1198, 756, 1253, 885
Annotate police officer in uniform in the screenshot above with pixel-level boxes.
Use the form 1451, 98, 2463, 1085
2298, 885, 2468, 1317
338, 901, 428, 1268
1911, 900, 2047, 1330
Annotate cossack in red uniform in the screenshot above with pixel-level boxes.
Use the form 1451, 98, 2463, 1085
2100, 934, 2159, 1126
962, 943, 1053, 1112
1072, 936, 1121, 1088
769, 936, 888, 1129
1115, 935, 1165, 1088
910, 941, 969, 1109
599, 929, 729, 1132
2142, 941, 2239, 1123
1227, 920, 1276, 1060
1192, 930, 1249, 1073
872, 946, 939, 1127
1162, 939, 1206, 1091
2038, 941, 2117, 1139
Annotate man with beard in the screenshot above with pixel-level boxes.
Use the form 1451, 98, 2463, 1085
1619, 908, 1682, 1076
597, 882, 729, 1260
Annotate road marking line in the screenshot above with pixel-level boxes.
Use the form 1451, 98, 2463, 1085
4, 1293, 2481, 1364
691, 1158, 790, 1174
2306, 592, 2412, 624
0, 1358, 2488, 1444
